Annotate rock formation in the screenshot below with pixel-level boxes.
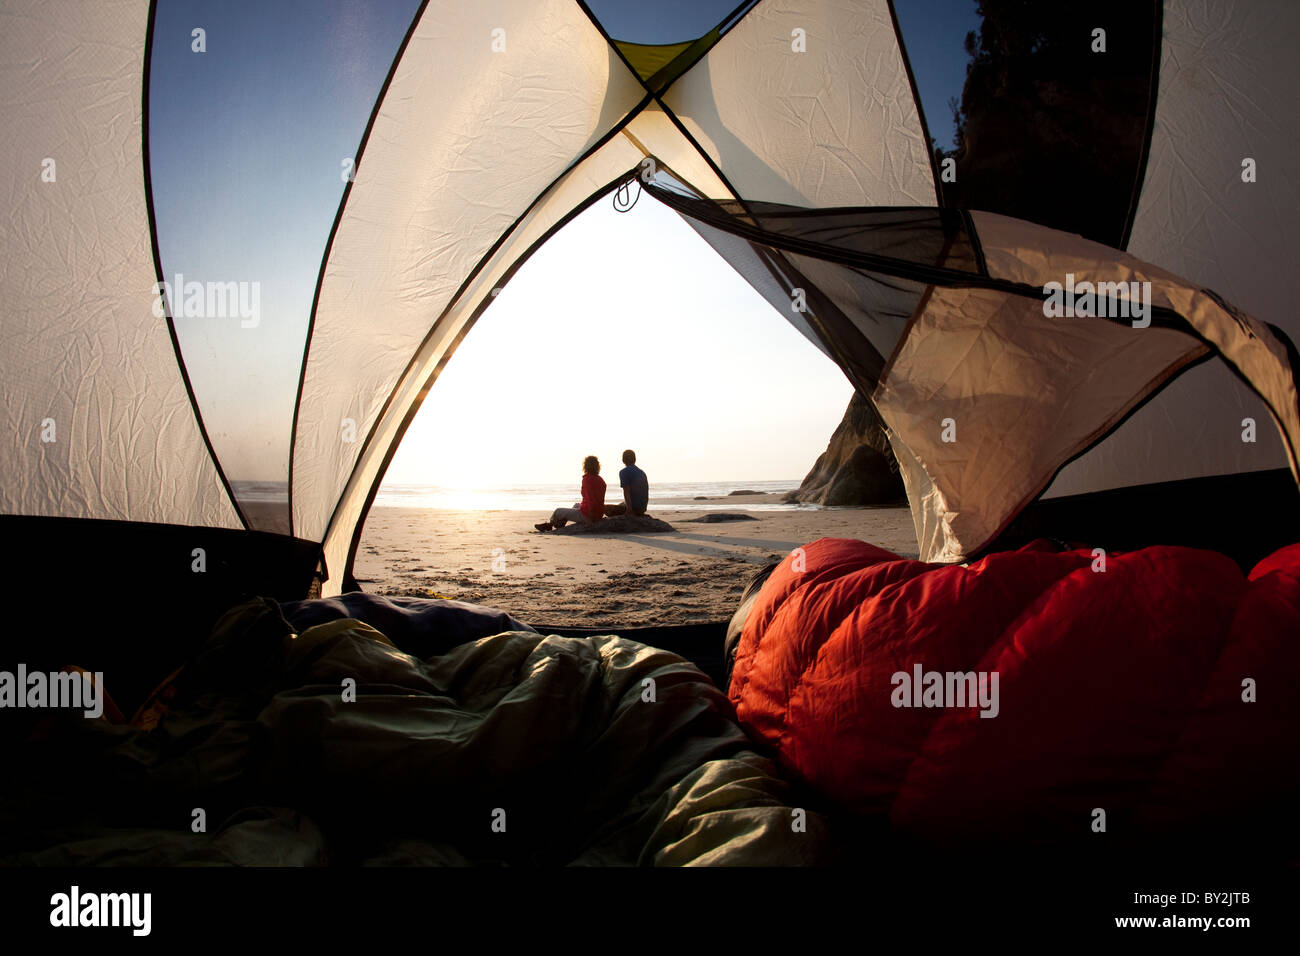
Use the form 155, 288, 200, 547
785, 391, 905, 506
552, 514, 675, 535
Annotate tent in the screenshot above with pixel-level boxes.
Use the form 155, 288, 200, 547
2, 0, 1298, 684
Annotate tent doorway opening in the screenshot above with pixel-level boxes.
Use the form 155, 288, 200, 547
353, 182, 918, 628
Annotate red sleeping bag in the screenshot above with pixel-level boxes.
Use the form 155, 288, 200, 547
728, 537, 1300, 844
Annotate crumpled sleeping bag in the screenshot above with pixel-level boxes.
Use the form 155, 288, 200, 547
280, 590, 538, 646
728, 537, 1300, 847
2, 596, 829, 866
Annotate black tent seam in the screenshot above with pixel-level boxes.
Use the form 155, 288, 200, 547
1119, 0, 1164, 250
141, 0, 250, 531
287, 0, 432, 540
962, 210, 989, 276
1256, 322, 1300, 473
337, 171, 641, 587
678, 203, 965, 220
885, 0, 944, 207
714, 0, 758, 37
1265, 320, 1300, 430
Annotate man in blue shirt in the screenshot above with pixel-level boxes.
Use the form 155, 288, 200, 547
614, 449, 649, 516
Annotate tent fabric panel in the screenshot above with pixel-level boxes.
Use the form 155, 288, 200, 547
874, 283, 1204, 563
975, 211, 1300, 491
1045, 362, 1285, 499
319, 137, 649, 594
0, 0, 241, 529
620, 106, 734, 199
663, 0, 935, 208
293, 0, 646, 542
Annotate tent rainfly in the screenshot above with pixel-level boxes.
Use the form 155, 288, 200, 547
2, 0, 1298, 664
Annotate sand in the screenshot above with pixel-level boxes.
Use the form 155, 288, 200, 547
354, 493, 918, 627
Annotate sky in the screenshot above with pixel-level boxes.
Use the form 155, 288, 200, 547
150, 0, 423, 482
381, 193, 855, 487
149, 0, 979, 490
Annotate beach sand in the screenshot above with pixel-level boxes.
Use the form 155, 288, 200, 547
355, 493, 918, 627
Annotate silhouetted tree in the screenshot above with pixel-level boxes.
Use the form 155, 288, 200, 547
935, 0, 1159, 248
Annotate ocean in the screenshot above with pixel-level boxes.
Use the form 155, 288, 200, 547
229, 478, 824, 512
372, 479, 813, 512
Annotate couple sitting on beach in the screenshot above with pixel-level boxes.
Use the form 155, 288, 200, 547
534, 449, 649, 532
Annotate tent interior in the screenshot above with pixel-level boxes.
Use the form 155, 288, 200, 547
2, 0, 1299, 866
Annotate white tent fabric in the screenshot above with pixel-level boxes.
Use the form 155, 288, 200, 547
2, 0, 1297, 597
662, 0, 936, 207
876, 211, 1298, 562
0, 0, 241, 528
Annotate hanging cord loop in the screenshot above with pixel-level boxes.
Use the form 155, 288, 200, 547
613, 176, 642, 213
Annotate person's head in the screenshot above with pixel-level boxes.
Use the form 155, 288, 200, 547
583, 455, 600, 475
622, 449, 636, 466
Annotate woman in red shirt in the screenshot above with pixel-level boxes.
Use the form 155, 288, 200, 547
536, 456, 605, 531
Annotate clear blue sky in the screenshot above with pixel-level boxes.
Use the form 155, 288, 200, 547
149, 0, 978, 486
